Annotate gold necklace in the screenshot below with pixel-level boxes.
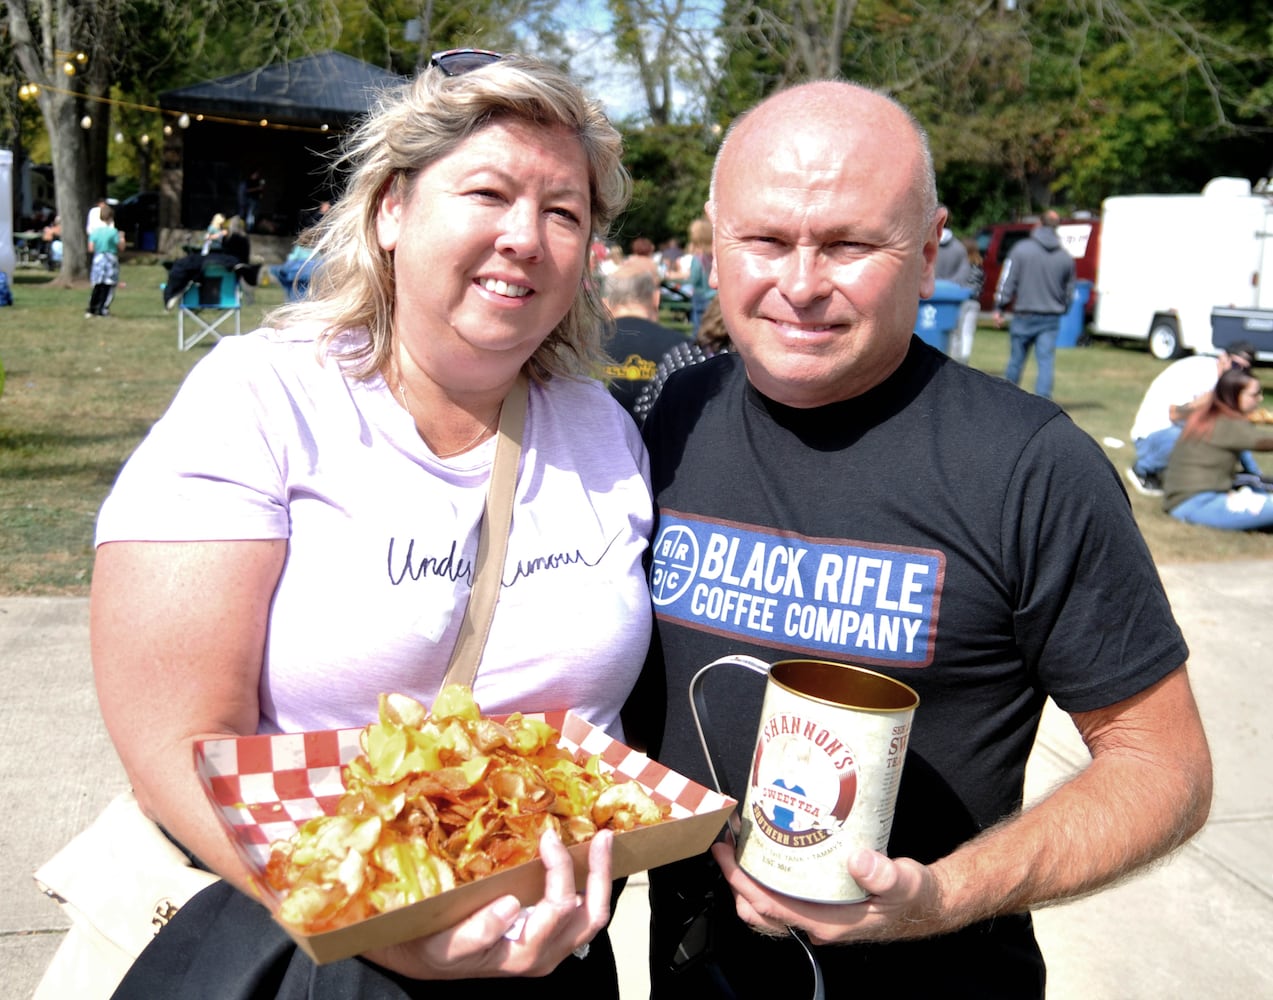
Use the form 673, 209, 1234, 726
397, 378, 499, 459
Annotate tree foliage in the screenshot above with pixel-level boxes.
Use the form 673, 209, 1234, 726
705, 0, 1273, 228
4, 0, 1271, 277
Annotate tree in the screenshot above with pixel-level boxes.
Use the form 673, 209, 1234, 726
614, 122, 716, 245
4, 0, 111, 283
577, 0, 723, 127
706, 0, 1272, 221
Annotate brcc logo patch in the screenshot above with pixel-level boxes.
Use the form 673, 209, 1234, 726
649, 510, 942, 668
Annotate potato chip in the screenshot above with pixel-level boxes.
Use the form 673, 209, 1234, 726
265, 687, 669, 933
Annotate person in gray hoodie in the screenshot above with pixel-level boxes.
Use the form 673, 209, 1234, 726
992, 210, 1075, 398
935, 213, 982, 363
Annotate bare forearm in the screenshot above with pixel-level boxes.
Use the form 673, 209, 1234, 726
125, 743, 265, 896
719, 668, 1213, 947
927, 737, 1211, 934
91, 539, 286, 897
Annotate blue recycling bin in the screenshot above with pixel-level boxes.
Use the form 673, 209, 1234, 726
915, 279, 972, 352
1058, 280, 1092, 348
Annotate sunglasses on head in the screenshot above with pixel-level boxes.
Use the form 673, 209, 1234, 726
429, 48, 504, 77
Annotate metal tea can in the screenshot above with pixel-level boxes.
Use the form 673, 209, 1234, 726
692, 655, 919, 903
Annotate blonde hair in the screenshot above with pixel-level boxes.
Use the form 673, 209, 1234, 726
267, 54, 631, 384
687, 218, 712, 253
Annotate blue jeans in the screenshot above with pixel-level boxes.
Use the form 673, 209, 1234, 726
1004, 313, 1060, 399
1136, 427, 1263, 479
1134, 427, 1181, 478
1169, 488, 1273, 531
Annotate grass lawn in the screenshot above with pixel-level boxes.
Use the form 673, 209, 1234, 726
2, 264, 1272, 595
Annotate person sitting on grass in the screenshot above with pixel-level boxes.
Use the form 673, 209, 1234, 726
1162, 365, 1273, 531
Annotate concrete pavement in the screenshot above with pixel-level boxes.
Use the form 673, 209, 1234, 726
4, 561, 1272, 997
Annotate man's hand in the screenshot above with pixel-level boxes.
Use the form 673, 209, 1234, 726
710, 841, 945, 945
993, 310, 1006, 329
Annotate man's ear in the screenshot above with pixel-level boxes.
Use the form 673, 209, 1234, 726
918, 210, 943, 299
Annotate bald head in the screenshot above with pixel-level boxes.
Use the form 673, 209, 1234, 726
711, 82, 938, 239
603, 260, 661, 320
700, 80, 945, 407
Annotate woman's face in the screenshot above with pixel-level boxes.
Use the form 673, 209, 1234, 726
1237, 379, 1264, 414
376, 117, 591, 393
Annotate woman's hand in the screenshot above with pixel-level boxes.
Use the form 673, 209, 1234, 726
710, 841, 942, 945
365, 827, 615, 979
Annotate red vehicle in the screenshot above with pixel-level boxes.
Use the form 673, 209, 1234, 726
975, 214, 1101, 317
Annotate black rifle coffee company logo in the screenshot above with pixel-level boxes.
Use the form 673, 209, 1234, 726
650, 510, 943, 667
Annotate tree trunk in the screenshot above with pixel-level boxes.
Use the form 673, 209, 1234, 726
44, 90, 92, 285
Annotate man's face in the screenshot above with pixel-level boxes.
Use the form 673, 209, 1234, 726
707, 99, 940, 408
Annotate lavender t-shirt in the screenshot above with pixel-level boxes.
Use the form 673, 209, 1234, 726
96, 326, 654, 738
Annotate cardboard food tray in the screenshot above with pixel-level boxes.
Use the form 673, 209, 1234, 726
195, 710, 736, 965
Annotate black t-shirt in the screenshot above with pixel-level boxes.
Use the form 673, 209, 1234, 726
633, 341, 1187, 998
602, 317, 689, 420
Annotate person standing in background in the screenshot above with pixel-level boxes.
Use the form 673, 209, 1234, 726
601, 260, 688, 421
631, 296, 731, 425
238, 170, 266, 231
85, 197, 106, 237
85, 197, 108, 270
85, 204, 124, 317
934, 213, 982, 363
684, 217, 717, 335
993, 210, 1074, 398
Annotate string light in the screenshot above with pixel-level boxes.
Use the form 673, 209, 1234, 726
15, 81, 335, 134
57, 50, 88, 77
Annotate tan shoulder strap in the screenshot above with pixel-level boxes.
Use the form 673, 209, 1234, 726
442, 372, 529, 691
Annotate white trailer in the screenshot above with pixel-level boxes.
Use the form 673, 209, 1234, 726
1091, 177, 1273, 360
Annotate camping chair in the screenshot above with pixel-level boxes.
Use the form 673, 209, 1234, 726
168, 263, 242, 351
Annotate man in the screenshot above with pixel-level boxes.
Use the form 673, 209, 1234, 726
934, 210, 982, 364
238, 169, 266, 231
85, 197, 107, 237
1128, 341, 1257, 495
934, 212, 971, 286
633, 81, 1211, 998
601, 260, 688, 421
993, 210, 1075, 398
85, 197, 108, 270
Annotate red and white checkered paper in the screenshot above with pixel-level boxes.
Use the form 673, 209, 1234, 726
195, 710, 734, 906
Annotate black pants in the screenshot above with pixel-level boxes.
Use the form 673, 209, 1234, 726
112, 879, 623, 1000
163, 253, 245, 305
88, 283, 116, 315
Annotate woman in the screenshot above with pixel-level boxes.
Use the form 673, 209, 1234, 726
90, 51, 648, 997
85, 204, 124, 317
1162, 364, 1273, 530
632, 296, 731, 425
684, 216, 716, 335
202, 211, 227, 253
